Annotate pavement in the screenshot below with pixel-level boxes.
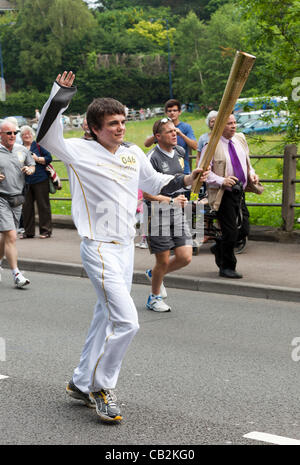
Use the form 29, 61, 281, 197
3, 215, 300, 303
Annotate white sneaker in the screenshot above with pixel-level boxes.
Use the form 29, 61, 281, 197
145, 269, 167, 299
146, 294, 171, 312
14, 273, 30, 288
136, 240, 148, 249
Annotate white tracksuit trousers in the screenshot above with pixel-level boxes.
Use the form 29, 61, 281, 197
73, 238, 139, 394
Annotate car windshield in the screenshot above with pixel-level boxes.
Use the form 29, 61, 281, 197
243, 120, 259, 128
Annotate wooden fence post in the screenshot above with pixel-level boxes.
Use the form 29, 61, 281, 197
282, 144, 297, 232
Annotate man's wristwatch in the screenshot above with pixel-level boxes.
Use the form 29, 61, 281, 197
169, 198, 174, 205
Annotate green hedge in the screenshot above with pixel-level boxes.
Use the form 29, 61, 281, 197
0, 90, 49, 118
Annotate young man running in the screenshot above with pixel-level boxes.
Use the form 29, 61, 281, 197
37, 71, 207, 423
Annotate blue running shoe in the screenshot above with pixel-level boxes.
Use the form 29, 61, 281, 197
145, 269, 167, 299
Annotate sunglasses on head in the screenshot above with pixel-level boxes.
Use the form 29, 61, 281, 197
1, 131, 19, 135
154, 116, 173, 135
156, 116, 172, 130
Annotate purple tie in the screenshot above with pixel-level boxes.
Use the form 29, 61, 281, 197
228, 139, 246, 184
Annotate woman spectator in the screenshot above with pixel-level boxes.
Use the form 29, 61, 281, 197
20, 125, 52, 239
196, 110, 218, 166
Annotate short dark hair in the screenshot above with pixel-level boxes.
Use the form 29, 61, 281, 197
86, 97, 125, 141
164, 99, 181, 112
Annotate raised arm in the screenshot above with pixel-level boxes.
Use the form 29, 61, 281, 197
176, 127, 197, 151
36, 71, 77, 163
144, 135, 156, 148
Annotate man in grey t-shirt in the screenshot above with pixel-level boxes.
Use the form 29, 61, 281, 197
0, 120, 35, 288
143, 118, 208, 312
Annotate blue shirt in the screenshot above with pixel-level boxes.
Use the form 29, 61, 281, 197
25, 141, 52, 185
175, 121, 196, 174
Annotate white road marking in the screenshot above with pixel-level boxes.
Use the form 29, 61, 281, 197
244, 431, 300, 445
0, 374, 9, 380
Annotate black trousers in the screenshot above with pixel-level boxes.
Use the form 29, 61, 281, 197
22, 179, 52, 236
214, 190, 249, 270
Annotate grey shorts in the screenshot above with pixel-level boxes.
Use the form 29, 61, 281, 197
147, 210, 193, 254
0, 197, 22, 232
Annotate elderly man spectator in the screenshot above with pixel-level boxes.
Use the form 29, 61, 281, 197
201, 114, 259, 279
4, 117, 23, 144
0, 120, 35, 287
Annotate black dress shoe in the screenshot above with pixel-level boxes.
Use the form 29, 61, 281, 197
219, 268, 243, 279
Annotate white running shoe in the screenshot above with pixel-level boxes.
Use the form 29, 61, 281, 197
145, 269, 167, 299
14, 273, 30, 288
146, 294, 171, 312
136, 240, 148, 249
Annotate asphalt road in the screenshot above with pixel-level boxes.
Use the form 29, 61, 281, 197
0, 270, 300, 446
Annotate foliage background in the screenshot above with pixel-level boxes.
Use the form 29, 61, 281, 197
0, 0, 298, 144
0, 0, 298, 227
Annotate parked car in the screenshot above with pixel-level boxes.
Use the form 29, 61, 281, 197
241, 117, 288, 135
234, 96, 288, 113
235, 110, 275, 128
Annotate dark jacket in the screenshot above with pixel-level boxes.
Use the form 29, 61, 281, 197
25, 140, 52, 185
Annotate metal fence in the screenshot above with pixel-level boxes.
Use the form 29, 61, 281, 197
246, 144, 299, 232
50, 144, 299, 232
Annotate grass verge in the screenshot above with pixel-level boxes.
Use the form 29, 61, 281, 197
51, 119, 300, 229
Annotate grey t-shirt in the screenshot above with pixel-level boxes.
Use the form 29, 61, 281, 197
146, 144, 189, 197
0, 143, 35, 196
145, 144, 190, 231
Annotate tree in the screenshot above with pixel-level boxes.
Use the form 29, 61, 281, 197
236, 0, 300, 142
173, 5, 245, 107
127, 19, 176, 48
95, 0, 229, 21
172, 12, 207, 103
11, 0, 96, 90
201, 3, 245, 104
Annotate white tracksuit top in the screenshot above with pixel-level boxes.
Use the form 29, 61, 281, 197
36, 82, 182, 244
